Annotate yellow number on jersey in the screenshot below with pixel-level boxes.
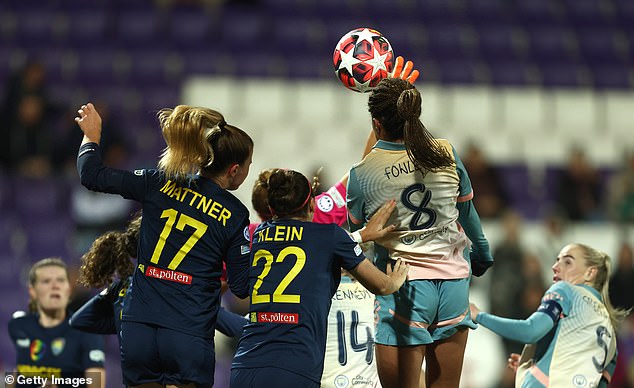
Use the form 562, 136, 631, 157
251, 246, 306, 304
150, 209, 208, 270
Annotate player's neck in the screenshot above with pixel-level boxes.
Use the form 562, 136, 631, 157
206, 173, 229, 189
38, 308, 66, 328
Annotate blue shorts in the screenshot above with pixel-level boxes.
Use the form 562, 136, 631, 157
120, 321, 215, 387
230, 367, 320, 388
375, 278, 476, 346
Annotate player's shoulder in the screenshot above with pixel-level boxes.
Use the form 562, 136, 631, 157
435, 138, 457, 157
8, 312, 37, 335
543, 280, 575, 302
222, 190, 250, 214
9, 311, 34, 325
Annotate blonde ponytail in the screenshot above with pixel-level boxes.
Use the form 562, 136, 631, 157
157, 105, 225, 182
577, 243, 631, 329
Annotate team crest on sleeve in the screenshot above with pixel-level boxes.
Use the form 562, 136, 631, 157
317, 195, 335, 213
243, 226, 250, 241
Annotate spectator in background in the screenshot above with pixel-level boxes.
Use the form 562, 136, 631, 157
1, 94, 60, 176
462, 142, 509, 219
556, 147, 603, 221
488, 211, 526, 356
1, 61, 48, 127
534, 207, 570, 286
607, 150, 634, 224
0, 60, 65, 174
609, 241, 634, 312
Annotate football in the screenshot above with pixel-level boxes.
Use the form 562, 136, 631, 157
332, 28, 395, 93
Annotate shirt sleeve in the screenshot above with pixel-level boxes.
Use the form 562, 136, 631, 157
7, 317, 20, 342
225, 216, 252, 299
215, 306, 248, 338
454, 146, 492, 263
476, 310, 555, 344
456, 200, 493, 263
333, 226, 366, 271
77, 142, 150, 201
453, 147, 474, 202
312, 182, 348, 226
541, 281, 573, 316
69, 282, 120, 335
346, 168, 365, 231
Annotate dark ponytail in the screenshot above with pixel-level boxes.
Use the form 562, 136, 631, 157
370, 78, 453, 174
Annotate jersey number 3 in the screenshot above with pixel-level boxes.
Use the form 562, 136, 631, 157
251, 246, 306, 304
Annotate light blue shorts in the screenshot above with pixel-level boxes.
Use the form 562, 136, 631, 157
374, 278, 476, 346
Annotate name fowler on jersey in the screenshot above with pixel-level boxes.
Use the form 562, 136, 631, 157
254, 225, 304, 243
383, 160, 418, 179
159, 180, 232, 226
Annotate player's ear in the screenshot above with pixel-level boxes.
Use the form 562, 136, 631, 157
372, 118, 382, 134
227, 163, 239, 177
584, 266, 598, 283
28, 286, 36, 301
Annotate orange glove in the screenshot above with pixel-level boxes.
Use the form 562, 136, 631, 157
390, 56, 420, 83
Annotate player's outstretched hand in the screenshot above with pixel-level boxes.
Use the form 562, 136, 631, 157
75, 103, 102, 145
390, 56, 420, 84
385, 258, 409, 293
358, 200, 396, 242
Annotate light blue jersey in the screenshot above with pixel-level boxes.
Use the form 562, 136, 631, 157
478, 281, 617, 388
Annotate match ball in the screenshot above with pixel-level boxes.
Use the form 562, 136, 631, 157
332, 28, 395, 93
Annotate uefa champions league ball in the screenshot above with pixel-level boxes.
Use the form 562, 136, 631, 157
332, 28, 395, 93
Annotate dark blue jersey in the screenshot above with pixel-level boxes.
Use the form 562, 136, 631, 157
232, 220, 366, 383
77, 143, 251, 339
70, 276, 247, 338
69, 277, 130, 336
8, 314, 105, 388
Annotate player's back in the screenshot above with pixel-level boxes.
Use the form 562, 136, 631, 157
348, 139, 471, 279
123, 173, 250, 339
233, 219, 365, 383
